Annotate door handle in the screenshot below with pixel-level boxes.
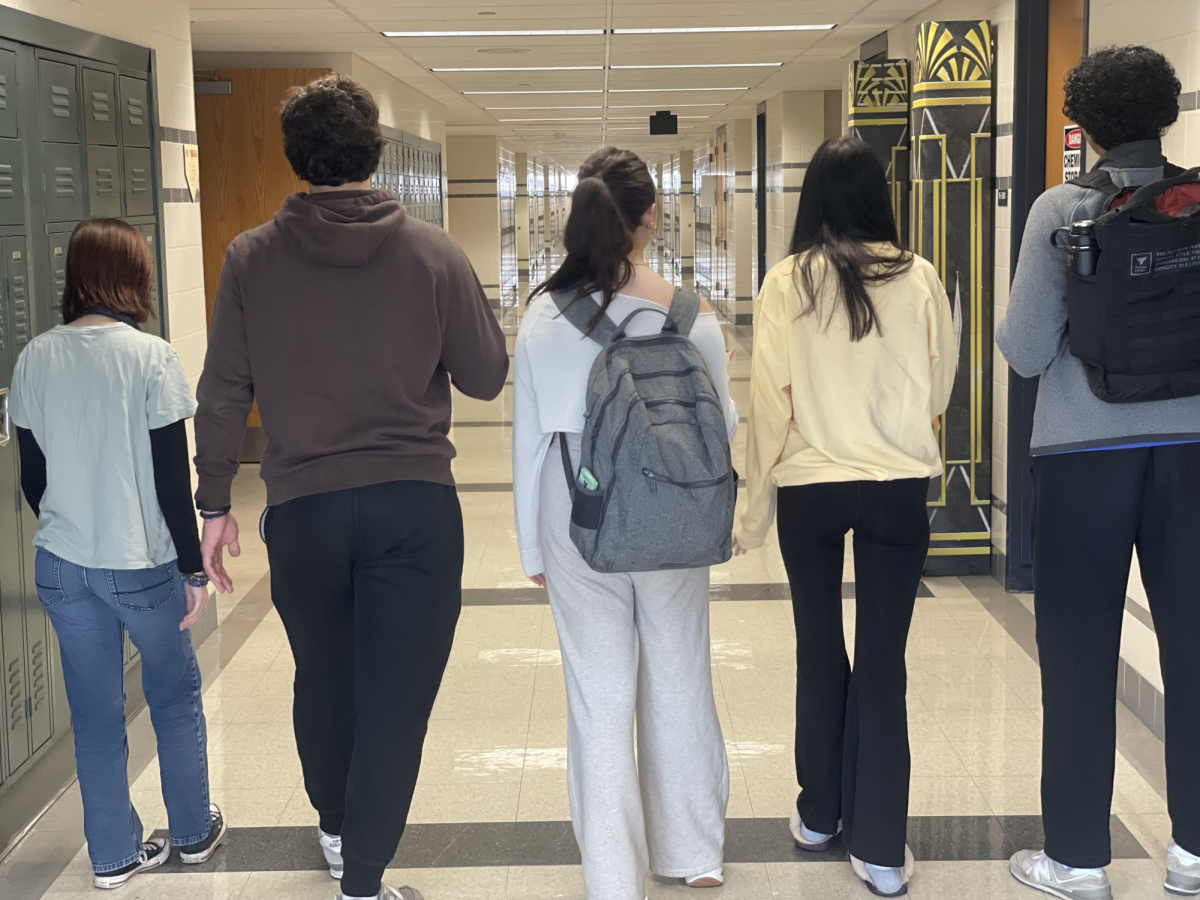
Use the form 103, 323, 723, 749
0, 388, 10, 447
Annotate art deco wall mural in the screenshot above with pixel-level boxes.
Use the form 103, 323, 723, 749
912, 20, 995, 575
849, 59, 912, 245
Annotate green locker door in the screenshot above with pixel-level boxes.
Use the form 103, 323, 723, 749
0, 237, 29, 775
0, 48, 18, 140
137, 224, 160, 336
0, 137, 27, 227
122, 147, 152, 217
44, 230, 71, 330
38, 58, 79, 145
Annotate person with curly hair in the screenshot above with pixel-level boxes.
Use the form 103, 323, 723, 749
193, 74, 509, 900
997, 46, 1200, 900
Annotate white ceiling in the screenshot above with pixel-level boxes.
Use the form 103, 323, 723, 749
189, 0, 935, 169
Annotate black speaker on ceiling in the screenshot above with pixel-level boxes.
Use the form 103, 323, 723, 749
649, 110, 678, 135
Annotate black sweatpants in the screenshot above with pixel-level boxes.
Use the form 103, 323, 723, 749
776, 478, 930, 868
265, 480, 464, 897
1033, 444, 1200, 868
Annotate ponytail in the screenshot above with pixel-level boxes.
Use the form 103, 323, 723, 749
530, 148, 657, 331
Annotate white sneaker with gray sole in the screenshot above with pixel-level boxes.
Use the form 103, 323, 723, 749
92, 839, 171, 890
320, 827, 343, 880
336, 884, 425, 900
1009, 849, 1113, 900
1167, 838, 1200, 896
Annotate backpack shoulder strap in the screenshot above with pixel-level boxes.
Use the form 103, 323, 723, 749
1069, 167, 1122, 197
551, 288, 618, 345
1165, 163, 1187, 178
666, 288, 701, 337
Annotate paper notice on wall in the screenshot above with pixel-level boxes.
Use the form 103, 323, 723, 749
1064, 125, 1083, 183
183, 144, 200, 201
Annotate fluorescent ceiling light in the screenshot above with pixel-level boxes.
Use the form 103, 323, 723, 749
606, 116, 710, 121
612, 25, 835, 35
432, 66, 603, 72
609, 103, 725, 108
609, 63, 781, 68
384, 29, 604, 37
485, 106, 603, 110
500, 117, 603, 122
608, 87, 747, 92
464, 89, 603, 94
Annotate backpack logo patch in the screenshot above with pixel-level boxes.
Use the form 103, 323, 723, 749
1130, 252, 1153, 276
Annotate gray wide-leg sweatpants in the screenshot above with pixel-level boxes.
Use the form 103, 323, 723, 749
538, 437, 729, 900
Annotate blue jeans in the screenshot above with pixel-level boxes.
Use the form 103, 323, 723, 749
34, 550, 212, 873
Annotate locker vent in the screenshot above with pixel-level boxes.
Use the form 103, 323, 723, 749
7, 657, 23, 728
50, 85, 70, 118
12, 272, 28, 343
96, 166, 114, 195
54, 167, 74, 198
0, 74, 7, 110
91, 91, 110, 122
0, 163, 12, 199
126, 96, 144, 126
130, 167, 147, 194
29, 639, 46, 713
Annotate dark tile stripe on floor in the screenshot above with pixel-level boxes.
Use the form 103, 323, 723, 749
459, 480, 749, 492
462, 581, 934, 606
149, 815, 1145, 873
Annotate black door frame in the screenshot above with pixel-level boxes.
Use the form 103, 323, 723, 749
756, 108, 767, 289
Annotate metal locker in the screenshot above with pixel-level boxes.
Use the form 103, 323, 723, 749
38, 59, 80, 145
5, 237, 31, 347
0, 48, 18, 140
122, 146, 152, 216
118, 76, 150, 148
45, 230, 70, 328
86, 144, 121, 218
25, 606, 49, 754
41, 142, 85, 222
81, 69, 117, 146
137, 224, 161, 334
0, 138, 25, 227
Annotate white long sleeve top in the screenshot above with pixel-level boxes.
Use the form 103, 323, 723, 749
513, 291, 738, 577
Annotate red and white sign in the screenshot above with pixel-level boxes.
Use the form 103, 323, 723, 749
1064, 125, 1084, 182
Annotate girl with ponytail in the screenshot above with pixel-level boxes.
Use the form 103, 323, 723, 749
513, 148, 737, 900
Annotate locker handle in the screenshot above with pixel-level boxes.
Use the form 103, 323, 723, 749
0, 387, 9, 447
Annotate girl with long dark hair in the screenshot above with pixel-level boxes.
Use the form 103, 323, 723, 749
735, 136, 956, 897
512, 148, 738, 900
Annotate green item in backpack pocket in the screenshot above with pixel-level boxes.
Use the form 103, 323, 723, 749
578, 467, 599, 491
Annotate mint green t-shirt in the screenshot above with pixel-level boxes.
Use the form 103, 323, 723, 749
9, 323, 198, 570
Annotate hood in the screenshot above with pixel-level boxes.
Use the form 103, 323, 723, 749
274, 190, 405, 267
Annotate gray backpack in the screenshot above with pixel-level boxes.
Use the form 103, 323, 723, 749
552, 287, 735, 573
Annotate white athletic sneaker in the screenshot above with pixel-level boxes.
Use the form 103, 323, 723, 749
1167, 839, 1200, 896
685, 865, 724, 887
319, 827, 343, 880
850, 845, 915, 898
92, 839, 171, 889
1009, 849, 1113, 900
788, 802, 840, 852
337, 884, 425, 900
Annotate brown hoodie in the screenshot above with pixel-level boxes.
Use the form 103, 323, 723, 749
194, 190, 508, 508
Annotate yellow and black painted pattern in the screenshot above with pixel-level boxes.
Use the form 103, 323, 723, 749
849, 59, 912, 245
911, 20, 996, 575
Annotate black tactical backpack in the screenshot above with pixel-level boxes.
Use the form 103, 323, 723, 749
1059, 165, 1200, 403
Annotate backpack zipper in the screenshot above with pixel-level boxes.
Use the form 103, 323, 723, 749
641, 468, 731, 493
631, 366, 709, 381
644, 396, 720, 410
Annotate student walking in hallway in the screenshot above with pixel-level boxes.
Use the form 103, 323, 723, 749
10, 219, 226, 889
193, 75, 508, 900
998, 47, 1200, 900
513, 147, 739, 900
735, 136, 956, 898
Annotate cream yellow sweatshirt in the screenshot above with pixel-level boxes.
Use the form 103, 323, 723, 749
736, 248, 957, 550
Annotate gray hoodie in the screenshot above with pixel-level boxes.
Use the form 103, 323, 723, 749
996, 140, 1200, 455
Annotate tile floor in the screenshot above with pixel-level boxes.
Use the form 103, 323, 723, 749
0, 273, 1178, 900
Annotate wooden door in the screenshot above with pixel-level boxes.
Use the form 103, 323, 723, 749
1045, 0, 1087, 189
194, 68, 331, 429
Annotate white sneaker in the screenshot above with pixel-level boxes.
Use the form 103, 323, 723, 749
850, 845, 914, 898
788, 802, 840, 852
337, 885, 425, 900
1009, 849, 1113, 900
92, 839, 171, 890
320, 827, 343, 880
684, 866, 724, 887
1167, 839, 1200, 896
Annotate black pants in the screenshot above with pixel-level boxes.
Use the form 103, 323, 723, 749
265, 480, 464, 897
776, 478, 930, 868
1033, 444, 1200, 868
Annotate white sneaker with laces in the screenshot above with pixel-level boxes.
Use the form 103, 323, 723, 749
1009, 849, 1113, 900
337, 884, 425, 900
850, 845, 915, 897
319, 827, 343, 880
1167, 838, 1200, 896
